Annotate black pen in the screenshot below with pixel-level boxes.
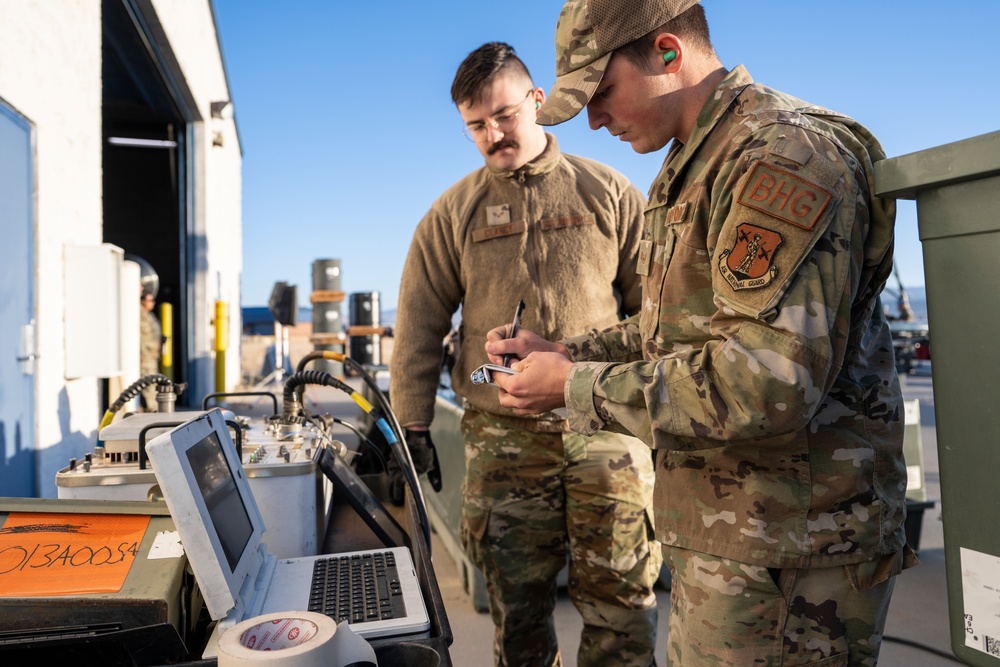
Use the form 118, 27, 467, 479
502, 299, 525, 368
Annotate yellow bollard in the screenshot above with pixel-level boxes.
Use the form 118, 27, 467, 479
215, 301, 228, 393
159, 301, 174, 380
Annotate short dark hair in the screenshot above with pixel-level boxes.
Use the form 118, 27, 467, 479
451, 42, 533, 106
617, 4, 714, 72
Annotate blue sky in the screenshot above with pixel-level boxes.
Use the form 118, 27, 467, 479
213, 1, 1000, 310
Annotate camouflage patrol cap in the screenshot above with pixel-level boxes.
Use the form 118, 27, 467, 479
537, 0, 701, 125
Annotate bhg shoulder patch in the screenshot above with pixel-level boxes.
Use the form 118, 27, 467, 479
715, 147, 843, 317
738, 161, 832, 230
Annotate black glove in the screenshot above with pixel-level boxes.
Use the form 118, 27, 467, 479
386, 429, 443, 506
405, 428, 442, 492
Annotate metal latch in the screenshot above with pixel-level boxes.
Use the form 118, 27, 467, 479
16, 320, 37, 375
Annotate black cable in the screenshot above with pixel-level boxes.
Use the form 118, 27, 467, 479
302, 414, 388, 473
296, 352, 405, 455
100, 373, 175, 432
281, 370, 431, 550
338, 356, 425, 487
329, 417, 388, 473
342, 356, 405, 446
109, 373, 171, 413
339, 359, 432, 552
882, 635, 961, 662
293, 361, 389, 473
283, 369, 344, 404
294, 351, 330, 407
295, 350, 327, 374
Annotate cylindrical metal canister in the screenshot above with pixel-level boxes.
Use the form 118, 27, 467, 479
311, 259, 342, 293
311, 300, 342, 335
349, 334, 381, 367
349, 291, 380, 327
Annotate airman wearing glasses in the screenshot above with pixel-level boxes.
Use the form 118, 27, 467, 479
390, 42, 661, 666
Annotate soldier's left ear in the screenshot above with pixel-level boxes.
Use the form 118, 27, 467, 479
654, 33, 681, 70
532, 88, 546, 113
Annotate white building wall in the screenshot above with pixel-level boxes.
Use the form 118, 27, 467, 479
0, 1, 105, 496
0, 0, 242, 496
153, 0, 244, 392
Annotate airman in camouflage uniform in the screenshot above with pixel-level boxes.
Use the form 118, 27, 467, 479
488, 2, 917, 665
139, 289, 162, 410
461, 411, 660, 667
389, 42, 660, 666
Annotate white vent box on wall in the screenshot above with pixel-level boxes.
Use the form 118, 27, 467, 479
64, 243, 124, 378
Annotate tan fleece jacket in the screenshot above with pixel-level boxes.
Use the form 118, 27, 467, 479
389, 134, 645, 427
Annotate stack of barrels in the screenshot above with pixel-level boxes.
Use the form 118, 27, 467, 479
309, 258, 387, 374
309, 259, 346, 377
348, 291, 382, 368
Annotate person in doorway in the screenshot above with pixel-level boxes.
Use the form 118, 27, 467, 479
486, 3, 917, 665
139, 285, 162, 410
389, 42, 661, 666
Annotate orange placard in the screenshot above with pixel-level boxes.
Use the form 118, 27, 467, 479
0, 513, 151, 596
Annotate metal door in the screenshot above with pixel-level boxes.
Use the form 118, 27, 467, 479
0, 99, 36, 497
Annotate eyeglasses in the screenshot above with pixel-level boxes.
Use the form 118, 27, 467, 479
462, 90, 534, 142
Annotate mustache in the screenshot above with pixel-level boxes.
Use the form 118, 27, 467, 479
486, 138, 518, 155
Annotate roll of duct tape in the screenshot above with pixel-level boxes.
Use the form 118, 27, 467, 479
218, 611, 377, 667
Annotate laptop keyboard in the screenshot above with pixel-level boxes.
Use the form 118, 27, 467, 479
307, 551, 408, 624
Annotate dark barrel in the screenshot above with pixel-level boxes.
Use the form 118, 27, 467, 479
349, 334, 381, 367
349, 291, 380, 327
312, 258, 342, 293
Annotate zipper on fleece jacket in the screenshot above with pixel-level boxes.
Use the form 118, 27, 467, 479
519, 169, 548, 332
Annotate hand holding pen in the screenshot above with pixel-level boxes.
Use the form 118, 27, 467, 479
502, 299, 525, 368
483, 299, 573, 413
484, 300, 569, 368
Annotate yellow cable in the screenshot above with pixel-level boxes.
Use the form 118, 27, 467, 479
349, 392, 374, 414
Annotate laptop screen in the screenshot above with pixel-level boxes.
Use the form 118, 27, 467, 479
146, 408, 267, 619
186, 430, 253, 571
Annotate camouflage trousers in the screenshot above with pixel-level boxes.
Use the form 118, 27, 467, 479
139, 364, 159, 411
665, 546, 907, 667
460, 408, 661, 667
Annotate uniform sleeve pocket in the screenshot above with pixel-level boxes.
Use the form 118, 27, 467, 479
639, 201, 680, 342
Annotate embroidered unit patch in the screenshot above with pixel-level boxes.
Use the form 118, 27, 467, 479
719, 222, 784, 291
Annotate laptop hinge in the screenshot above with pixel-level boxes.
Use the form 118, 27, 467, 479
243, 544, 277, 619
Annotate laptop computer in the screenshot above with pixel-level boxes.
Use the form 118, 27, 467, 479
145, 408, 430, 657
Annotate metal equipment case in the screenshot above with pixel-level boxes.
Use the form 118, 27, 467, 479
876, 130, 1000, 666
56, 413, 328, 558
0, 497, 196, 648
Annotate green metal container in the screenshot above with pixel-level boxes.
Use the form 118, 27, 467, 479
876, 130, 1000, 666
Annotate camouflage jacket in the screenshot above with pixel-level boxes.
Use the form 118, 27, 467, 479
390, 134, 646, 428
561, 67, 906, 568
140, 307, 162, 374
